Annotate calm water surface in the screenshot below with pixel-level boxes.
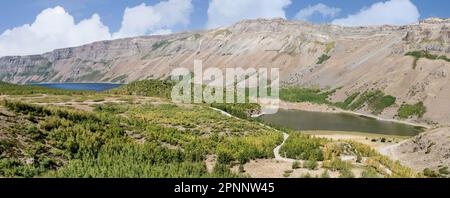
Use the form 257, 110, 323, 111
260, 109, 424, 136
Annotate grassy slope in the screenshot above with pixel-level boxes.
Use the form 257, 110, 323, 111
109, 80, 261, 119
0, 81, 419, 178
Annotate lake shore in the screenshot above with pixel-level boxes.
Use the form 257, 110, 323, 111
257, 101, 431, 130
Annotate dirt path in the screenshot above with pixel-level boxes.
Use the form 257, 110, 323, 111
273, 132, 297, 163
210, 106, 297, 163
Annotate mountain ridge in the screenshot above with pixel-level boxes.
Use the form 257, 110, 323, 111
1, 18, 449, 126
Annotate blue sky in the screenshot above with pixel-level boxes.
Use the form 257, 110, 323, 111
0, 0, 449, 56
0, 0, 449, 33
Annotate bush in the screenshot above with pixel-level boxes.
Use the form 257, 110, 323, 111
397, 102, 427, 119
339, 169, 355, 178
279, 133, 327, 161
361, 168, 380, 178
438, 167, 449, 175
317, 54, 331, 64
0, 139, 16, 154
322, 158, 352, 172
292, 161, 301, 169
238, 164, 245, 173
320, 170, 330, 178
423, 168, 440, 178
334, 92, 360, 109
300, 173, 312, 178
303, 159, 319, 170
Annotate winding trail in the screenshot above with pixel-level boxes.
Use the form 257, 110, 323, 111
273, 132, 296, 163
210, 106, 297, 163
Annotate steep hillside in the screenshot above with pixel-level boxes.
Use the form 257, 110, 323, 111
384, 127, 450, 177
0, 18, 449, 126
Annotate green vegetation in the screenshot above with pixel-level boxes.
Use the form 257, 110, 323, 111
279, 133, 327, 161
0, 81, 93, 95
315, 42, 334, 64
280, 87, 334, 104
280, 86, 395, 115
397, 101, 427, 119
334, 92, 360, 109
405, 50, 450, 69
423, 168, 440, 178
316, 54, 331, 64
348, 90, 396, 114
324, 42, 335, 54
0, 100, 282, 178
0, 80, 420, 178
152, 40, 173, 50
110, 80, 262, 119
320, 170, 330, 178
292, 161, 301, 169
321, 140, 416, 178
361, 168, 380, 178
109, 80, 175, 98
210, 103, 260, 119
303, 159, 319, 170
322, 157, 352, 172
439, 166, 449, 175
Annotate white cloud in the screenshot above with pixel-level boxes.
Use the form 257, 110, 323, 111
295, 3, 341, 21
0, 6, 111, 57
332, 0, 420, 26
0, 0, 193, 57
207, 0, 292, 28
113, 0, 193, 38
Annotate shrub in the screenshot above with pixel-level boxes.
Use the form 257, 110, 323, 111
397, 102, 427, 119
292, 161, 301, 169
320, 170, 330, 178
438, 167, 449, 175
339, 169, 355, 178
317, 54, 331, 64
361, 168, 380, 178
301, 173, 312, 178
423, 168, 440, 178
238, 164, 245, 173
334, 92, 360, 109
279, 133, 327, 161
322, 158, 352, 172
303, 159, 319, 170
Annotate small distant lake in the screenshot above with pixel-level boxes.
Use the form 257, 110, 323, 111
260, 109, 425, 136
32, 83, 124, 92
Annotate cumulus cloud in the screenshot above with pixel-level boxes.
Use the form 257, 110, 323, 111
0, 0, 193, 57
113, 0, 193, 38
332, 0, 420, 26
295, 3, 341, 21
207, 0, 292, 28
0, 6, 111, 57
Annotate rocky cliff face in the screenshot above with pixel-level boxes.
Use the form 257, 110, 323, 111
1, 18, 449, 125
